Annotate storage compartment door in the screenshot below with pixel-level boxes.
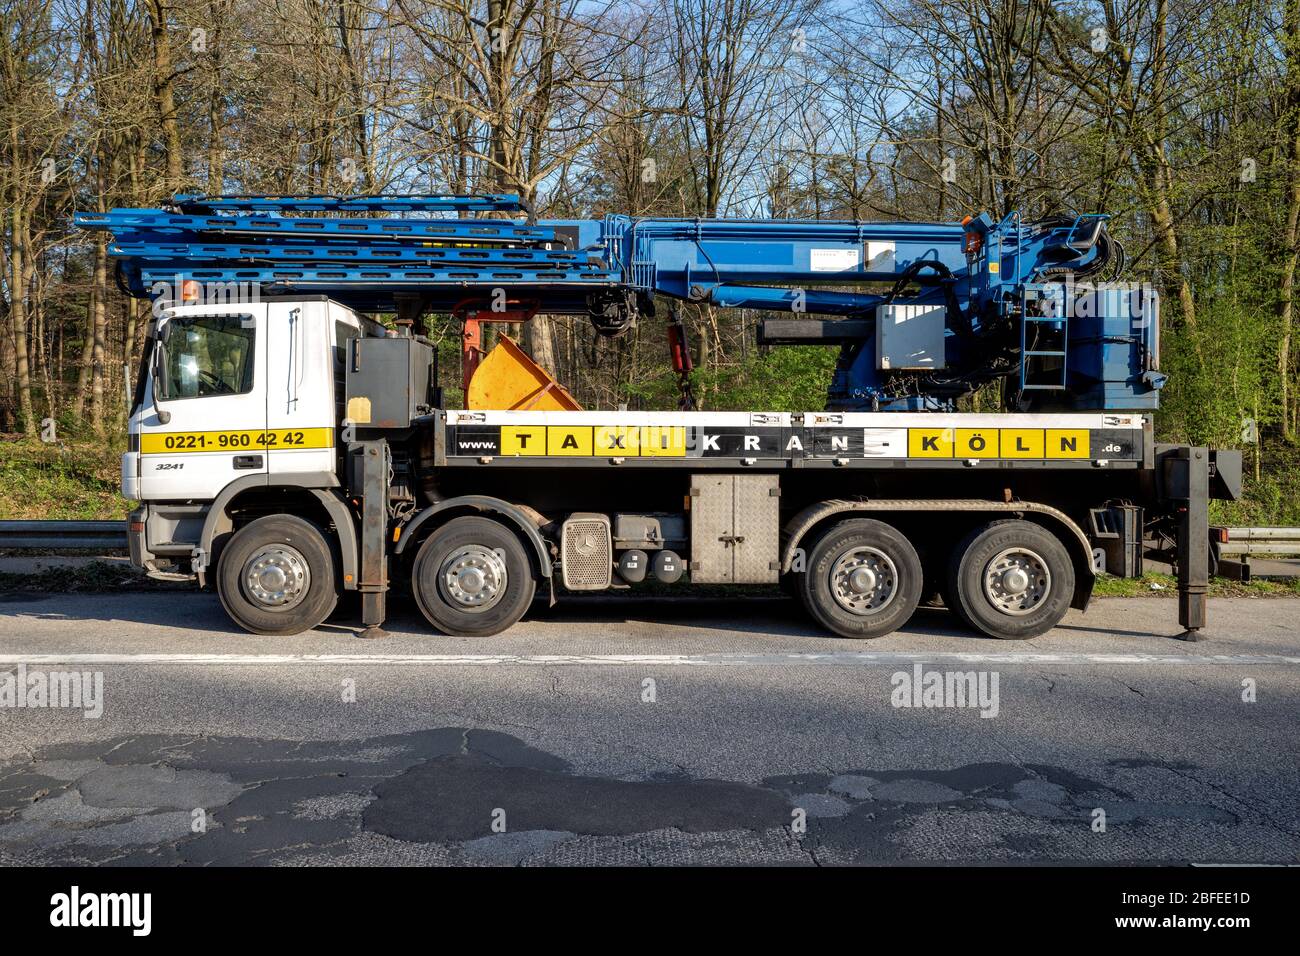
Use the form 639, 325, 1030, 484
732, 474, 780, 583
689, 474, 779, 584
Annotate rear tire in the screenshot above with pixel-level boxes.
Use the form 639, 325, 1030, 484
799, 518, 923, 639
217, 514, 339, 635
947, 519, 1073, 640
411, 516, 536, 636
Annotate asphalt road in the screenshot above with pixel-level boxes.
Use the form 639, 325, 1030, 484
0, 590, 1297, 866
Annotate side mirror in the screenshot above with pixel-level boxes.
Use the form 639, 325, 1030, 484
151, 342, 171, 425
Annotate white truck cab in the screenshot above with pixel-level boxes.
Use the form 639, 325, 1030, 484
125, 296, 366, 583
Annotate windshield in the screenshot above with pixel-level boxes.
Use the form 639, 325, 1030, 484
158, 314, 255, 400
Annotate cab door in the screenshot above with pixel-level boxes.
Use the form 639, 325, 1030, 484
264, 300, 340, 482
138, 305, 268, 500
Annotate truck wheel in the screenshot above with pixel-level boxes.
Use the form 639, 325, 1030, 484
411, 516, 536, 637
217, 515, 339, 635
947, 520, 1073, 640
799, 518, 922, 639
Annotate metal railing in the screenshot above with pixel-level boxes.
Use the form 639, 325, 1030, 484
0, 520, 127, 551
1216, 527, 1300, 558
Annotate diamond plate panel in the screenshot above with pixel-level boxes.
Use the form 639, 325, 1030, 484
732, 475, 779, 583
690, 475, 733, 583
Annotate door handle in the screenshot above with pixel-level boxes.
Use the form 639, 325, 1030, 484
233, 455, 264, 470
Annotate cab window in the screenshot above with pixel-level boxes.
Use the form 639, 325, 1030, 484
159, 314, 255, 400
334, 319, 358, 370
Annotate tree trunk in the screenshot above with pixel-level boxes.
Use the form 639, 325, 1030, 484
1143, 137, 1200, 361
7, 202, 35, 435
335, 0, 372, 189
71, 285, 95, 421
207, 32, 223, 192
1279, 0, 1300, 438
147, 0, 184, 189
486, 0, 510, 190
523, 315, 557, 374
89, 233, 108, 431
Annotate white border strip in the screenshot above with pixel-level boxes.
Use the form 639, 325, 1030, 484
446, 410, 1146, 429
0, 652, 1295, 666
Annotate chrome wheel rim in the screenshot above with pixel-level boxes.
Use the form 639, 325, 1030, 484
830, 546, 898, 615
243, 545, 310, 610
439, 545, 507, 612
983, 547, 1050, 616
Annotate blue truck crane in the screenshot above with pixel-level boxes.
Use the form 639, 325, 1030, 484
76, 194, 1236, 641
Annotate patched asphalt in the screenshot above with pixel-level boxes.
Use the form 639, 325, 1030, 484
0, 591, 1297, 865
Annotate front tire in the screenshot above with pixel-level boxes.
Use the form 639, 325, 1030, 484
411, 516, 537, 637
947, 520, 1074, 640
217, 514, 339, 635
799, 518, 923, 639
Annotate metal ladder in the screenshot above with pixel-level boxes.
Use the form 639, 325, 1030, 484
1018, 287, 1069, 392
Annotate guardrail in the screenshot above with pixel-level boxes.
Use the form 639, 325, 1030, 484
1211, 527, 1300, 581
0, 520, 127, 551
1216, 527, 1300, 557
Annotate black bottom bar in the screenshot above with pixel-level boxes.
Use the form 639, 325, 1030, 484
6, 865, 1289, 940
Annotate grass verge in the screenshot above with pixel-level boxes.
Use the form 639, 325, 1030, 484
1091, 571, 1300, 598
0, 436, 131, 520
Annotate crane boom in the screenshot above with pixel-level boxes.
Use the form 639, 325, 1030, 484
75, 194, 1160, 412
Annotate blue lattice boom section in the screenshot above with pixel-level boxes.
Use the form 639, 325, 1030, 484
73, 195, 1162, 412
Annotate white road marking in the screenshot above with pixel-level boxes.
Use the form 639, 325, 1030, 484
0, 652, 1297, 667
